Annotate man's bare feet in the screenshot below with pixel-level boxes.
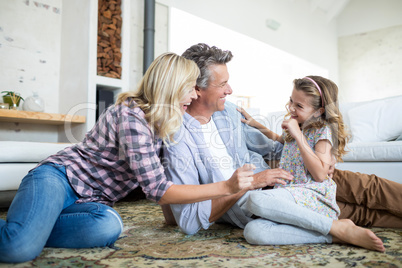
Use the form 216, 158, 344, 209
330, 219, 385, 252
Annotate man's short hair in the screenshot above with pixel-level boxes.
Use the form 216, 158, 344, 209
182, 43, 233, 88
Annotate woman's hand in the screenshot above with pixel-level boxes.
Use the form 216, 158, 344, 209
281, 118, 301, 140
225, 164, 256, 194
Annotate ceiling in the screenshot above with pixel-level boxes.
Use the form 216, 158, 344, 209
308, 0, 350, 22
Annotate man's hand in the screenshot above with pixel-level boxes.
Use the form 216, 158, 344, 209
225, 164, 256, 194
250, 168, 293, 189
328, 155, 337, 179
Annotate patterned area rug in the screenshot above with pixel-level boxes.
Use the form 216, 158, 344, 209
0, 200, 401, 267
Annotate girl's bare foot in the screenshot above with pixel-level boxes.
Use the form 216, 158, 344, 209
330, 219, 385, 252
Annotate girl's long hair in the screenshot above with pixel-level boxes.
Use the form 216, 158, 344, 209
115, 52, 200, 143
284, 76, 350, 162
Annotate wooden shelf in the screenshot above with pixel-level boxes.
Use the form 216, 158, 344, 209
0, 109, 86, 125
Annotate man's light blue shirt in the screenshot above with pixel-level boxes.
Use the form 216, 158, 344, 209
163, 102, 283, 234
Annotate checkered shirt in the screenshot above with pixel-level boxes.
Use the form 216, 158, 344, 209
40, 99, 173, 206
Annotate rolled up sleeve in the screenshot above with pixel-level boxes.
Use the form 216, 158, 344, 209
163, 142, 214, 235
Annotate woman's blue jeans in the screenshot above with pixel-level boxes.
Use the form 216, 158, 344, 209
0, 163, 123, 263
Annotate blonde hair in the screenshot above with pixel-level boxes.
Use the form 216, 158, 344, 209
284, 76, 350, 162
116, 52, 200, 143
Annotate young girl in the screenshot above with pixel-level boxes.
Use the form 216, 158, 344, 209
239, 76, 385, 252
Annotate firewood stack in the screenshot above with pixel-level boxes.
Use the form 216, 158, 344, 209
97, 0, 123, 79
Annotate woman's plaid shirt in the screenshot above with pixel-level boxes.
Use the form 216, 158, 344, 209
40, 99, 173, 206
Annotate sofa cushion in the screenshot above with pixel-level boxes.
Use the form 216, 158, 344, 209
0, 163, 37, 190
339, 100, 370, 129
0, 141, 72, 162
347, 95, 402, 143
343, 141, 402, 162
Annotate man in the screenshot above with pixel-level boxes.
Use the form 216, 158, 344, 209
162, 43, 402, 234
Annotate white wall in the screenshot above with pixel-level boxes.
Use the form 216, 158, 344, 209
130, 2, 169, 90
1, 0, 400, 141
158, 0, 339, 81
0, 0, 62, 142
129, 0, 145, 89
0, 0, 168, 142
337, 0, 402, 37
0, 0, 61, 113
338, 25, 402, 102
168, 8, 329, 115
57, 0, 93, 143
337, 0, 402, 102
160, 0, 402, 105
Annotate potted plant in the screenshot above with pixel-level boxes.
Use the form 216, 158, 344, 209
2, 91, 24, 109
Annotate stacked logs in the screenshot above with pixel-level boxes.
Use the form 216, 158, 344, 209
97, 0, 122, 79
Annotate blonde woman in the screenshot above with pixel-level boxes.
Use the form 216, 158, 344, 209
0, 53, 255, 263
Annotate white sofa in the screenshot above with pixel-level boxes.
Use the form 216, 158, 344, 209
264, 95, 402, 184
0, 142, 72, 207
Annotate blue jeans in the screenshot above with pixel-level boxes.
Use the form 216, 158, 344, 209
0, 163, 123, 263
243, 188, 333, 245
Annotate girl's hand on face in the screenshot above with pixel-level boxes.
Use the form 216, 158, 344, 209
282, 119, 301, 139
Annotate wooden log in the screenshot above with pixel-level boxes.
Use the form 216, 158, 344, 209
97, 0, 122, 79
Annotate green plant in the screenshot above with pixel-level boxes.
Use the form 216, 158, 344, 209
2, 91, 24, 107
1, 91, 24, 100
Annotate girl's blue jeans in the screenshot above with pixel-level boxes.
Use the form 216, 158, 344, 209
243, 188, 333, 245
0, 163, 123, 263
